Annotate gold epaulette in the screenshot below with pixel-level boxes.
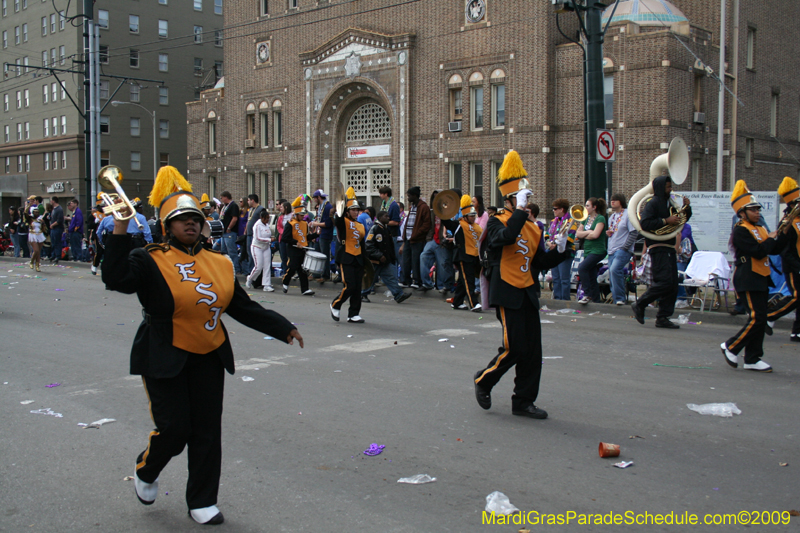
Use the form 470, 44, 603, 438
495, 208, 506, 215
145, 242, 170, 253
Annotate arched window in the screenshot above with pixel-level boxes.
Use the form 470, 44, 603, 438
448, 73, 463, 85
468, 71, 484, 82
345, 103, 391, 142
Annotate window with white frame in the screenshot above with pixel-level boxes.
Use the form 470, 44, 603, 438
24, 121, 28, 139
490, 69, 505, 129
131, 151, 141, 171
159, 53, 168, 72
470, 162, 483, 198
51, 117, 57, 136
42, 50, 47, 67
4, 158, 9, 173
194, 57, 203, 75
3, 125, 8, 143
2, 0, 6, 17
129, 15, 139, 33
289, 0, 297, 8
59, 11, 65, 30
247, 173, 255, 195
194, 0, 202, 10
23, 88, 28, 107
449, 76, 463, 122
98, 9, 109, 28
273, 104, 282, 146
43, 118, 49, 137
194, 26, 203, 43
214, 0, 222, 14
158, 0, 167, 4
130, 117, 140, 136
100, 115, 110, 134
159, 119, 169, 139
15, 90, 20, 108
51, 151, 57, 169
22, 56, 28, 73
101, 150, 110, 167
449, 162, 462, 190
99, 45, 108, 64
41, 16, 46, 36
44, 152, 50, 170
746, 27, 755, 70
490, 160, 503, 206
260, 0, 268, 16
2, 30, 6, 48
130, 84, 140, 102
208, 121, 216, 153
60, 81, 65, 100
260, 106, 269, 147
208, 176, 216, 199
59, 45, 65, 65
159, 86, 168, 105
130, 49, 139, 68
158, 20, 168, 38
246, 112, 256, 141
159, 153, 169, 167
50, 13, 55, 33
25, 154, 29, 172
61, 151, 66, 169
100, 80, 110, 99
214, 29, 222, 46
17, 155, 22, 172
2, 94, 7, 111
60, 116, 65, 134
22, 23, 27, 41
50, 82, 56, 102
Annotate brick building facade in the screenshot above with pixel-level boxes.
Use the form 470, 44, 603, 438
186, 0, 800, 211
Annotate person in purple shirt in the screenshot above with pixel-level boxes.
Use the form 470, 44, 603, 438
67, 198, 85, 261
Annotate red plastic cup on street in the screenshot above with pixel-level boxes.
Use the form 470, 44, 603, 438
598, 442, 621, 458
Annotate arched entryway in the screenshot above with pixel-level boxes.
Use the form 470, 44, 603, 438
340, 101, 392, 210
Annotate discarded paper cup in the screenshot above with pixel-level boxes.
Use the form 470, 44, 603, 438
598, 442, 620, 458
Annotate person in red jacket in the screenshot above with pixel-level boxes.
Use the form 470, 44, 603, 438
399, 186, 431, 289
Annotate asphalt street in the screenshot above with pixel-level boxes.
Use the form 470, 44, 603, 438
1, 257, 798, 532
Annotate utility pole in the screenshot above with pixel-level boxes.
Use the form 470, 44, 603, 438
716, 0, 726, 191
82, 0, 93, 212
553, 0, 613, 200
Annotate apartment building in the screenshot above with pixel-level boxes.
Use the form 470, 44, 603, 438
0, 0, 224, 215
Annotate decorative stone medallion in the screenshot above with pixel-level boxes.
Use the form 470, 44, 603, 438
257, 41, 270, 63
465, 0, 486, 23
344, 52, 362, 78
398, 51, 407, 65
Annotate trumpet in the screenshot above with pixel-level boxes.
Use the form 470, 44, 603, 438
557, 204, 588, 237
97, 165, 144, 230
777, 201, 800, 234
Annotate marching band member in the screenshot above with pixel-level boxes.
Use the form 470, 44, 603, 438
330, 187, 367, 323
766, 177, 800, 340
473, 151, 574, 419
721, 180, 783, 372
442, 194, 483, 311
280, 195, 316, 296
102, 166, 303, 525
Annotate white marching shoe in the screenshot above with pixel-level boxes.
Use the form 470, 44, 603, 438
263, 285, 274, 292
743, 360, 773, 372
189, 505, 224, 525
720, 343, 738, 369
133, 469, 158, 505
347, 315, 365, 323
330, 304, 340, 322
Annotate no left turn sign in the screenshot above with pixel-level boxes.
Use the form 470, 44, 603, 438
596, 129, 616, 162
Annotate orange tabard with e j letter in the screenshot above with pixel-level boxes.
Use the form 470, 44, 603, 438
497, 212, 542, 289
739, 220, 771, 277
292, 220, 309, 248
345, 219, 364, 256
149, 247, 235, 354
460, 219, 482, 257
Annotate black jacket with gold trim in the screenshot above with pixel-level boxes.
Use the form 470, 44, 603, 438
442, 218, 481, 264
731, 222, 782, 293
102, 234, 296, 378
485, 208, 572, 310
333, 214, 365, 267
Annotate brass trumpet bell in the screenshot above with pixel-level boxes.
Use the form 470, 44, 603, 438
432, 189, 460, 220
569, 204, 588, 222
97, 165, 144, 230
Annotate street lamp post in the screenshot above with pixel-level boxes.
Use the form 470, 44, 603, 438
111, 100, 157, 190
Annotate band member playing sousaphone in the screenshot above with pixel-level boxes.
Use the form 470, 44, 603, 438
101, 165, 303, 525
280, 195, 317, 296
765, 177, 800, 341
330, 187, 367, 323
442, 194, 483, 311
473, 150, 574, 419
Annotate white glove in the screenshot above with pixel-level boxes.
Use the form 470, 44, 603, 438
555, 234, 568, 254
515, 189, 532, 208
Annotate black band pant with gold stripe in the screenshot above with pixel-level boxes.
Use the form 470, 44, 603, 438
453, 258, 478, 308
767, 271, 800, 334
136, 351, 224, 510
725, 290, 768, 365
332, 262, 363, 318
282, 251, 309, 293
474, 296, 543, 410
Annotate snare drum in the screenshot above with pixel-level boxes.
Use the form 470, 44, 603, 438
302, 251, 327, 277
204, 220, 224, 238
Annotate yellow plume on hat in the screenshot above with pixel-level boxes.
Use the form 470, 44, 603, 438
148, 165, 192, 208
460, 194, 472, 209
778, 176, 800, 204
291, 195, 303, 208
345, 187, 358, 209
731, 179, 759, 213
497, 150, 528, 184
460, 193, 477, 216
200, 193, 210, 207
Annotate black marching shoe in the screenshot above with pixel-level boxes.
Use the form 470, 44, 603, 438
655, 318, 680, 329
512, 404, 548, 419
473, 371, 491, 410
361, 294, 370, 303
765, 321, 774, 336
791, 333, 800, 343
631, 303, 645, 324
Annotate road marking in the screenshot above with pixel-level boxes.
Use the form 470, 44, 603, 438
234, 355, 293, 370
66, 389, 102, 396
425, 329, 476, 337
318, 339, 413, 353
